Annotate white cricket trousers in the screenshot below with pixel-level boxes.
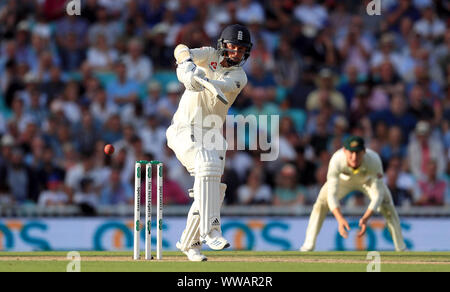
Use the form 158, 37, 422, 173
301, 181, 407, 251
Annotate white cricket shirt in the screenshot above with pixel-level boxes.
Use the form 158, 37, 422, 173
326, 148, 385, 211
172, 47, 247, 129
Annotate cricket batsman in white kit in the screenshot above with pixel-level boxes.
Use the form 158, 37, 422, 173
166, 24, 252, 261
300, 136, 406, 252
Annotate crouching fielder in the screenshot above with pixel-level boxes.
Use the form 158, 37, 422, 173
300, 136, 406, 252
166, 24, 252, 261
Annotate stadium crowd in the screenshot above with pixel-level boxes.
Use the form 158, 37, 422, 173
0, 0, 449, 214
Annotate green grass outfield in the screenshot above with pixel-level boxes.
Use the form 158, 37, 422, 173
0, 251, 450, 272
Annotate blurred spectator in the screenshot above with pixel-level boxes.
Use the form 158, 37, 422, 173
174, 16, 210, 48
349, 85, 372, 126
141, 0, 167, 28
0, 147, 39, 203
306, 68, 346, 113
24, 89, 49, 127
35, 146, 66, 192
150, 165, 189, 205
293, 0, 328, 32
72, 110, 101, 154
386, 0, 421, 32
413, 4, 446, 43
74, 177, 99, 216
370, 33, 403, 74
143, 81, 163, 117
100, 166, 133, 205
123, 38, 153, 83
369, 94, 417, 139
304, 27, 337, 68
237, 168, 272, 205
82, 0, 102, 24
65, 151, 106, 198
37, 175, 69, 207
278, 116, 300, 161
294, 146, 317, 187
106, 61, 140, 108
407, 84, 434, 122
8, 96, 34, 133
174, 0, 198, 25
285, 65, 316, 109
90, 86, 119, 124
101, 113, 123, 144
338, 65, 364, 108
55, 15, 89, 50
236, 0, 265, 25
408, 120, 445, 180
88, 6, 122, 47
157, 82, 182, 125
87, 33, 119, 71
273, 37, 302, 90
146, 23, 176, 71
306, 104, 334, 156
140, 114, 167, 160
305, 163, 328, 203
60, 81, 82, 125
432, 29, 449, 86
416, 159, 447, 206
57, 32, 86, 72
41, 67, 65, 105
337, 16, 372, 76
163, 144, 193, 193
273, 163, 307, 206
380, 125, 407, 163
369, 61, 400, 111
241, 87, 280, 144
0, 181, 14, 207
385, 164, 414, 207
246, 60, 277, 102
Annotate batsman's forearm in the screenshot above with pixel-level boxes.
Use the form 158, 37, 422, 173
209, 78, 237, 94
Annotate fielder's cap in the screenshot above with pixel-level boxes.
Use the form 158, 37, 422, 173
344, 136, 365, 152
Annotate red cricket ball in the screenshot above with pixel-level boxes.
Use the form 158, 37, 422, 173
104, 144, 115, 155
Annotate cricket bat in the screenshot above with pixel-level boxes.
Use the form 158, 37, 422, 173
193, 76, 229, 105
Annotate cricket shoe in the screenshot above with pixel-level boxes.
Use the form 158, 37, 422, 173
203, 229, 230, 250
299, 245, 314, 252
176, 241, 207, 262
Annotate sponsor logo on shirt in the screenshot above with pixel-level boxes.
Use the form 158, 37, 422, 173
209, 62, 217, 71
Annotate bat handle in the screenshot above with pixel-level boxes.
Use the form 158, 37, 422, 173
216, 94, 229, 105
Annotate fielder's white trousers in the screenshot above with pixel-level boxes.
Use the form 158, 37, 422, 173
301, 181, 406, 251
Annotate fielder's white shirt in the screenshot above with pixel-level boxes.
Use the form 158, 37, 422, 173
172, 47, 247, 129
326, 148, 385, 211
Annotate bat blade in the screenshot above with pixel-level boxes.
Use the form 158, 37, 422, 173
193, 76, 229, 105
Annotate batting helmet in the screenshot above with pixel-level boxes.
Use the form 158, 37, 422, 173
217, 24, 252, 67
